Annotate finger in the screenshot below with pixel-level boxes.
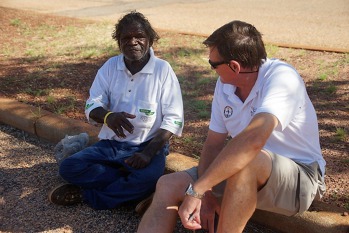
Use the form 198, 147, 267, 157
201, 217, 208, 230
208, 218, 215, 233
116, 126, 126, 138
179, 209, 200, 229
136, 157, 148, 169
122, 112, 136, 119
182, 214, 201, 230
125, 157, 142, 169
124, 157, 132, 165
121, 119, 134, 134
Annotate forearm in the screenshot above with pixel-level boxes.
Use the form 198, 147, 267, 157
198, 142, 224, 178
194, 113, 278, 195
89, 107, 109, 123
142, 129, 173, 158
198, 130, 227, 177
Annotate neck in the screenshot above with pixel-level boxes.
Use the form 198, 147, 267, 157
125, 53, 150, 75
234, 72, 258, 102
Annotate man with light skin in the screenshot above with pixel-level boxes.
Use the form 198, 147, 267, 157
137, 20, 325, 233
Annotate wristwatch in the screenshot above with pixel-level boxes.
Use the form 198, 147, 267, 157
185, 183, 205, 199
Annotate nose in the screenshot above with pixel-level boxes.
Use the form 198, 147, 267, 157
128, 37, 138, 45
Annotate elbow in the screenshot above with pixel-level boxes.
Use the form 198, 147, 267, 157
244, 132, 267, 152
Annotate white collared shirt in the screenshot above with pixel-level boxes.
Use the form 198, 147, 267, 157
210, 58, 325, 175
85, 48, 184, 145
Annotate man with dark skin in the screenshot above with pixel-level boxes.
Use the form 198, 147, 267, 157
48, 11, 184, 210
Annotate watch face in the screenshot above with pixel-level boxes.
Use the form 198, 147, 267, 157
185, 183, 193, 195
185, 183, 204, 199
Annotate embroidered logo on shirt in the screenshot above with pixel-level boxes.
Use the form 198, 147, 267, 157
141, 116, 152, 123
224, 106, 233, 118
174, 121, 183, 127
139, 109, 155, 116
85, 103, 94, 110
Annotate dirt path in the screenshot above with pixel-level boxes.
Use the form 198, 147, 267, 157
0, 123, 278, 233
1, 0, 349, 52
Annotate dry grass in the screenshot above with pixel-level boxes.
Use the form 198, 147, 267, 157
1, 7, 348, 210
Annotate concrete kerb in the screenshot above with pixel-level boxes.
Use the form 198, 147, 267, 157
0, 97, 348, 233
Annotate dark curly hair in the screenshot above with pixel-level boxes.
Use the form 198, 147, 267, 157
112, 11, 160, 48
203, 20, 266, 69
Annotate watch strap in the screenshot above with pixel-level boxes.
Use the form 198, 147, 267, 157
185, 183, 205, 199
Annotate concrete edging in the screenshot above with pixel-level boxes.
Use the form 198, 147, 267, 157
0, 97, 348, 233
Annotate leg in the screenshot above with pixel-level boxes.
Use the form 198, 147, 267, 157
257, 152, 322, 216
217, 151, 272, 233
58, 140, 167, 209
59, 140, 126, 188
84, 147, 167, 209
137, 171, 193, 233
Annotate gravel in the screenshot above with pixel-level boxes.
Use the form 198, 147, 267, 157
0, 123, 278, 233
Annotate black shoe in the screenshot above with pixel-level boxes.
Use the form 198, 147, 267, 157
48, 183, 83, 206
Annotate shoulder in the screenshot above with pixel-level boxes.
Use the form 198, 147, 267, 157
262, 59, 299, 76
153, 56, 172, 69
260, 59, 302, 85
103, 54, 122, 66
97, 54, 124, 74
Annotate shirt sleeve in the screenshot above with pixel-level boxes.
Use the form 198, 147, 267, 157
84, 59, 111, 122
159, 62, 184, 136
255, 63, 305, 131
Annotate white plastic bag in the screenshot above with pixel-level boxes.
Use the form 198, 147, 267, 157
54, 133, 89, 165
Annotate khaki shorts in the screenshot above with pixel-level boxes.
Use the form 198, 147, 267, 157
185, 151, 325, 216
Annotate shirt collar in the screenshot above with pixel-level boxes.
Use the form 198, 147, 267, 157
221, 60, 268, 103
119, 47, 155, 74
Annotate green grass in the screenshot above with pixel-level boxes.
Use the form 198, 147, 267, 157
335, 128, 347, 141
325, 84, 337, 95
265, 44, 279, 58
9, 18, 22, 27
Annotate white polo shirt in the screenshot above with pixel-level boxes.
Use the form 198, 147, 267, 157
210, 58, 325, 175
85, 48, 184, 145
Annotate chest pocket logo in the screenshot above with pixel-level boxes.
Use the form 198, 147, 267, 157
139, 108, 155, 123
224, 106, 233, 118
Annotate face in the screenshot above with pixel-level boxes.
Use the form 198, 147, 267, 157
209, 47, 234, 84
119, 22, 151, 62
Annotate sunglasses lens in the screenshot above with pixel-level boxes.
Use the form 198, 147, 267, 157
209, 60, 225, 69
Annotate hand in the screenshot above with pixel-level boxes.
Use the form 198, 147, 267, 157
178, 195, 202, 230
106, 112, 135, 138
124, 152, 151, 169
199, 191, 221, 233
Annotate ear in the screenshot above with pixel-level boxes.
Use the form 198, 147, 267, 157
149, 39, 153, 47
228, 60, 240, 73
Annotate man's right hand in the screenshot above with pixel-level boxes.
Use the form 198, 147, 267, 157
106, 112, 136, 138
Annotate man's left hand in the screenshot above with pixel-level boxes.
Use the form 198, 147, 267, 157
200, 191, 220, 232
125, 152, 151, 169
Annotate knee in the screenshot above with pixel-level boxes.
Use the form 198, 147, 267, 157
226, 152, 272, 190
156, 174, 175, 193
155, 172, 189, 201
58, 157, 82, 179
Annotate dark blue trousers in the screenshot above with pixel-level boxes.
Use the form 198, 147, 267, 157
59, 139, 168, 209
